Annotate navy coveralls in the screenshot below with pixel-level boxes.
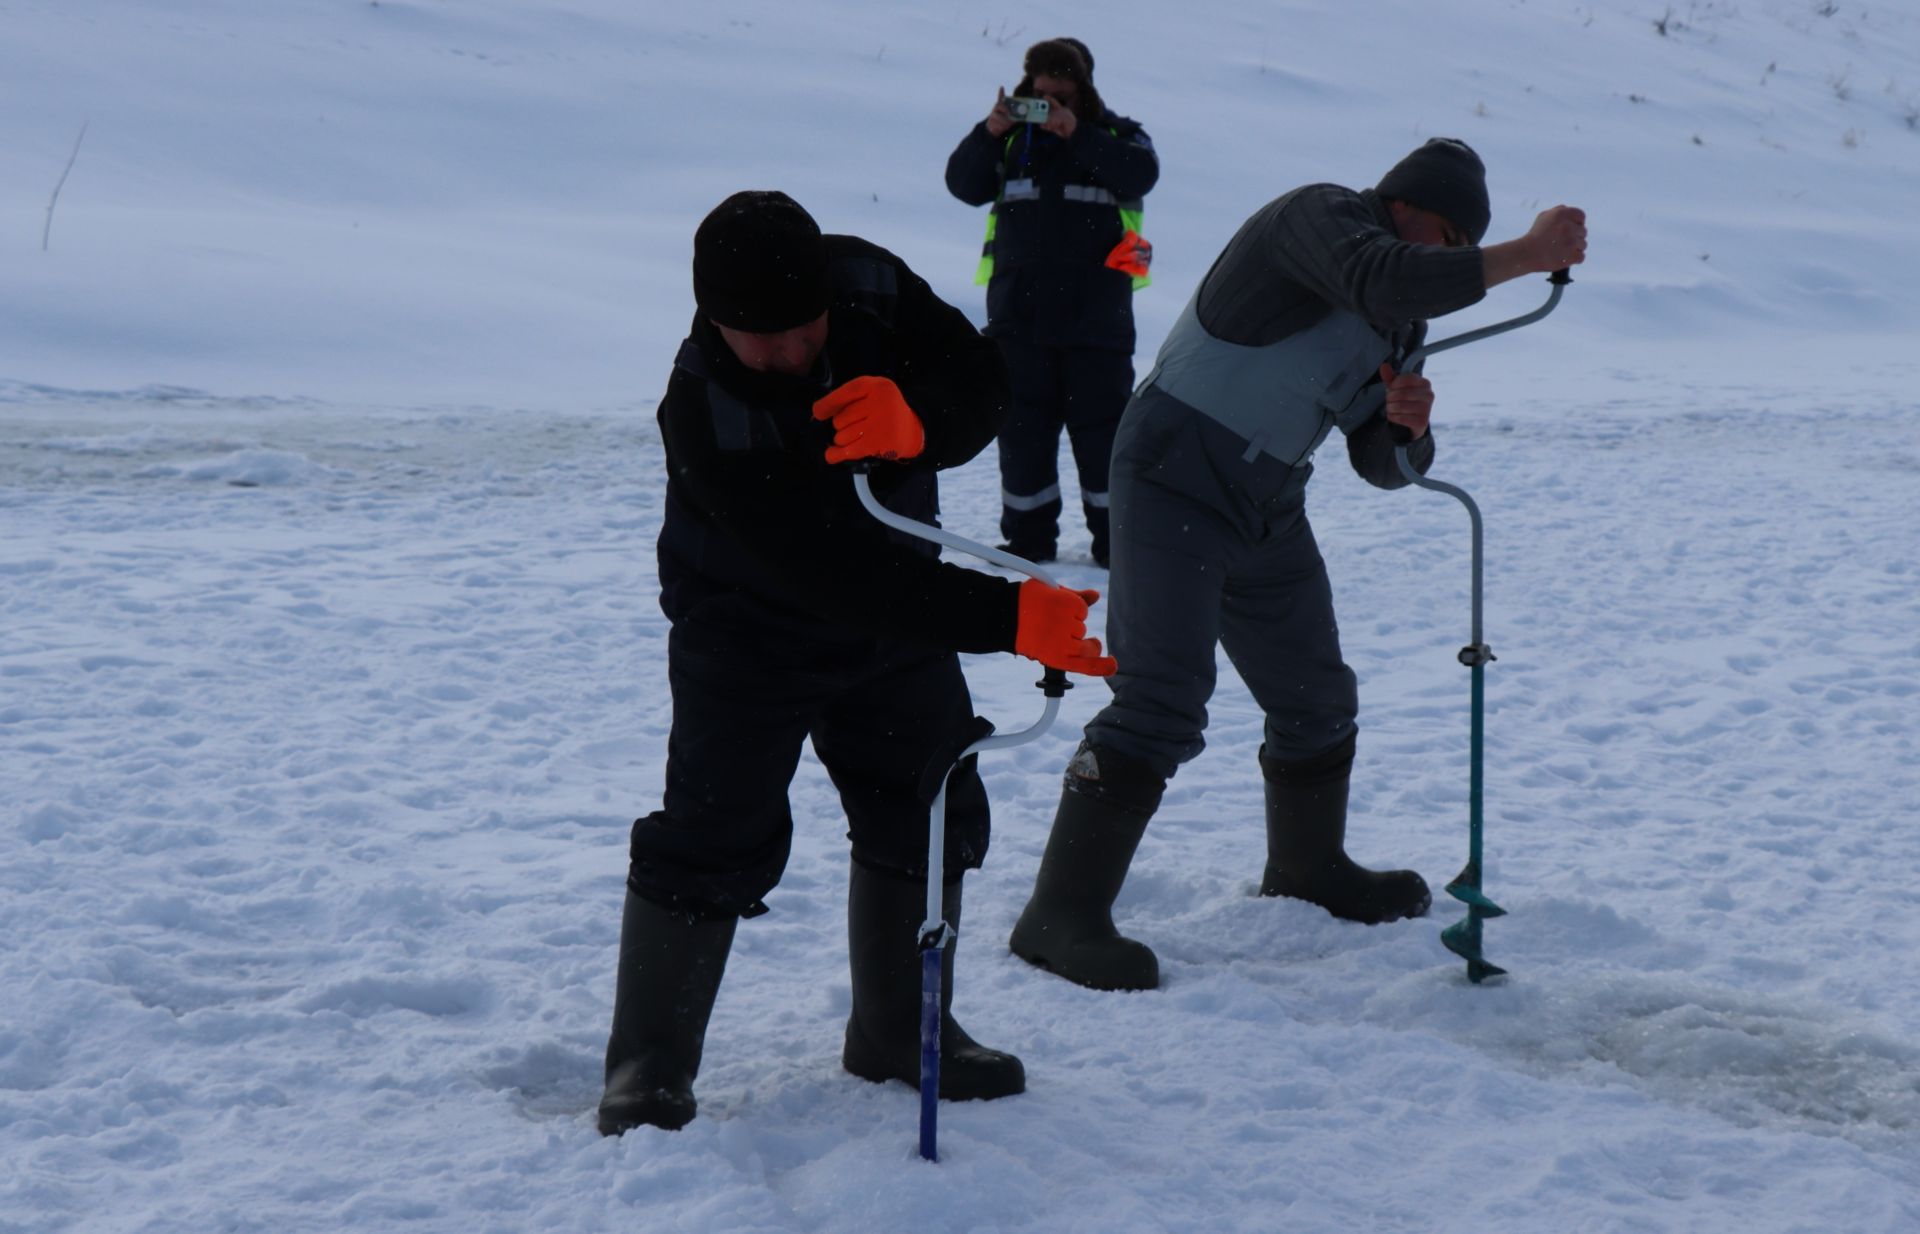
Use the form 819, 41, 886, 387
946, 112, 1158, 562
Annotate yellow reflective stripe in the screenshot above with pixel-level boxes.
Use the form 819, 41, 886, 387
974, 209, 997, 285
1118, 205, 1151, 288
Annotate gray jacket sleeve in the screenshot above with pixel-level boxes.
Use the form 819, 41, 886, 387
1270, 189, 1462, 489
1345, 413, 1435, 489
1344, 320, 1437, 490
1271, 186, 1486, 328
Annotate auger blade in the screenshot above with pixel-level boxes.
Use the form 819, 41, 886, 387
1441, 912, 1508, 984
1444, 879, 1508, 916
1465, 957, 1509, 984
1439, 917, 1475, 958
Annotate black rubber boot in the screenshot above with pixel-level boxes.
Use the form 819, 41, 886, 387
596, 890, 737, 1136
1258, 736, 1431, 925
841, 863, 1025, 1101
1008, 742, 1162, 991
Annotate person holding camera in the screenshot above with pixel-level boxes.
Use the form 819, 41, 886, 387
596, 190, 1118, 1136
946, 38, 1158, 567
1006, 140, 1589, 992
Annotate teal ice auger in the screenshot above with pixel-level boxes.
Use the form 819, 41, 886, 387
850, 468, 1068, 1162
1392, 269, 1571, 984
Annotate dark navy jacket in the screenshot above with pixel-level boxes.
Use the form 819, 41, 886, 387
945, 112, 1158, 351
656, 236, 1020, 653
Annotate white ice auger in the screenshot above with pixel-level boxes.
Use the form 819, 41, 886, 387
851, 469, 1069, 1162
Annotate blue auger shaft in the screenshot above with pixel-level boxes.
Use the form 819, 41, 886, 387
919, 946, 941, 1161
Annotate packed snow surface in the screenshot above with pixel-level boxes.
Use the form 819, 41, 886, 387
4, 1, 1918, 1231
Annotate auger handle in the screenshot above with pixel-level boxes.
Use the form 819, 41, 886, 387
848, 467, 1072, 704
1385, 269, 1571, 447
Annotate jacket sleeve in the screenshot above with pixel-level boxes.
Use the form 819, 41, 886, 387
662, 371, 1022, 655
1343, 335, 1435, 489
1065, 119, 1159, 201
888, 261, 1010, 469
1345, 413, 1435, 490
1273, 187, 1485, 327
945, 122, 1005, 207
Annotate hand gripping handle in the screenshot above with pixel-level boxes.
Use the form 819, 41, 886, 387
1387, 270, 1573, 445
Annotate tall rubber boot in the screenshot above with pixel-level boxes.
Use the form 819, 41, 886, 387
1258, 736, 1431, 925
596, 890, 738, 1136
1008, 742, 1162, 991
841, 863, 1025, 1101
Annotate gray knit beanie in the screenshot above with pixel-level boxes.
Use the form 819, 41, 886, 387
1377, 138, 1491, 245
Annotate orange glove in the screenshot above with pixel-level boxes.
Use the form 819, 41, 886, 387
1104, 230, 1152, 280
1015, 579, 1117, 677
811, 375, 926, 465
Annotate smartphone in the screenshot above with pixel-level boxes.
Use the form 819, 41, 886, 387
1003, 96, 1051, 124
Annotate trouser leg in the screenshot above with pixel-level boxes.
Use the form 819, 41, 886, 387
995, 337, 1065, 559
1215, 506, 1358, 761
1059, 347, 1134, 566
1082, 470, 1236, 781
1217, 508, 1427, 923
626, 622, 822, 917
1043, 449, 1234, 985
809, 643, 991, 882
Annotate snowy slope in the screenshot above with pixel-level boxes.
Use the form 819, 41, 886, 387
7, 0, 1920, 402
4, 2, 1920, 1232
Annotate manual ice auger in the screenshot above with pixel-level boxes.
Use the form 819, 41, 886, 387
1392, 269, 1571, 985
851, 468, 1068, 1163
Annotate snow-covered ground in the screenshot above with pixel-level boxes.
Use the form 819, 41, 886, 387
4, 2, 1919, 1231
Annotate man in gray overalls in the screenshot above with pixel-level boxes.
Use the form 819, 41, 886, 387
1008, 139, 1588, 991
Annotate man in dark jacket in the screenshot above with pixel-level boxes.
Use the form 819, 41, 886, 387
598, 190, 1117, 1135
946, 37, 1158, 567
1006, 140, 1588, 991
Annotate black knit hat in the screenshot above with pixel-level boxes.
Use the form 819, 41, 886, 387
692, 190, 830, 333
1377, 138, 1491, 245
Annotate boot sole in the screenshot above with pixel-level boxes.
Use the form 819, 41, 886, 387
1258, 880, 1433, 925
842, 1021, 1025, 1101
841, 1055, 1026, 1102
1008, 931, 1159, 992
597, 1088, 695, 1135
